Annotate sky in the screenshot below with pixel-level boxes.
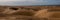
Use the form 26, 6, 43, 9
0, 0, 60, 6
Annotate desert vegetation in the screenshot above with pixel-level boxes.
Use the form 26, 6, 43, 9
0, 5, 60, 20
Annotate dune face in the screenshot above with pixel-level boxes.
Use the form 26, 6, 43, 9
33, 9, 48, 20
2, 7, 20, 14
0, 6, 60, 20
34, 9, 48, 18
0, 7, 33, 20
33, 8, 60, 20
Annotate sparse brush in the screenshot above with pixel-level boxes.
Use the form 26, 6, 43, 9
13, 10, 34, 16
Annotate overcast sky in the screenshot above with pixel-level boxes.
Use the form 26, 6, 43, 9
0, 0, 60, 6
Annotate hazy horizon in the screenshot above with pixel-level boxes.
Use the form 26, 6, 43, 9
0, 0, 60, 6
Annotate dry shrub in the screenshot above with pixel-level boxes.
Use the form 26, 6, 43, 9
49, 12, 60, 18
0, 7, 7, 12
13, 10, 34, 16
32, 9, 39, 11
